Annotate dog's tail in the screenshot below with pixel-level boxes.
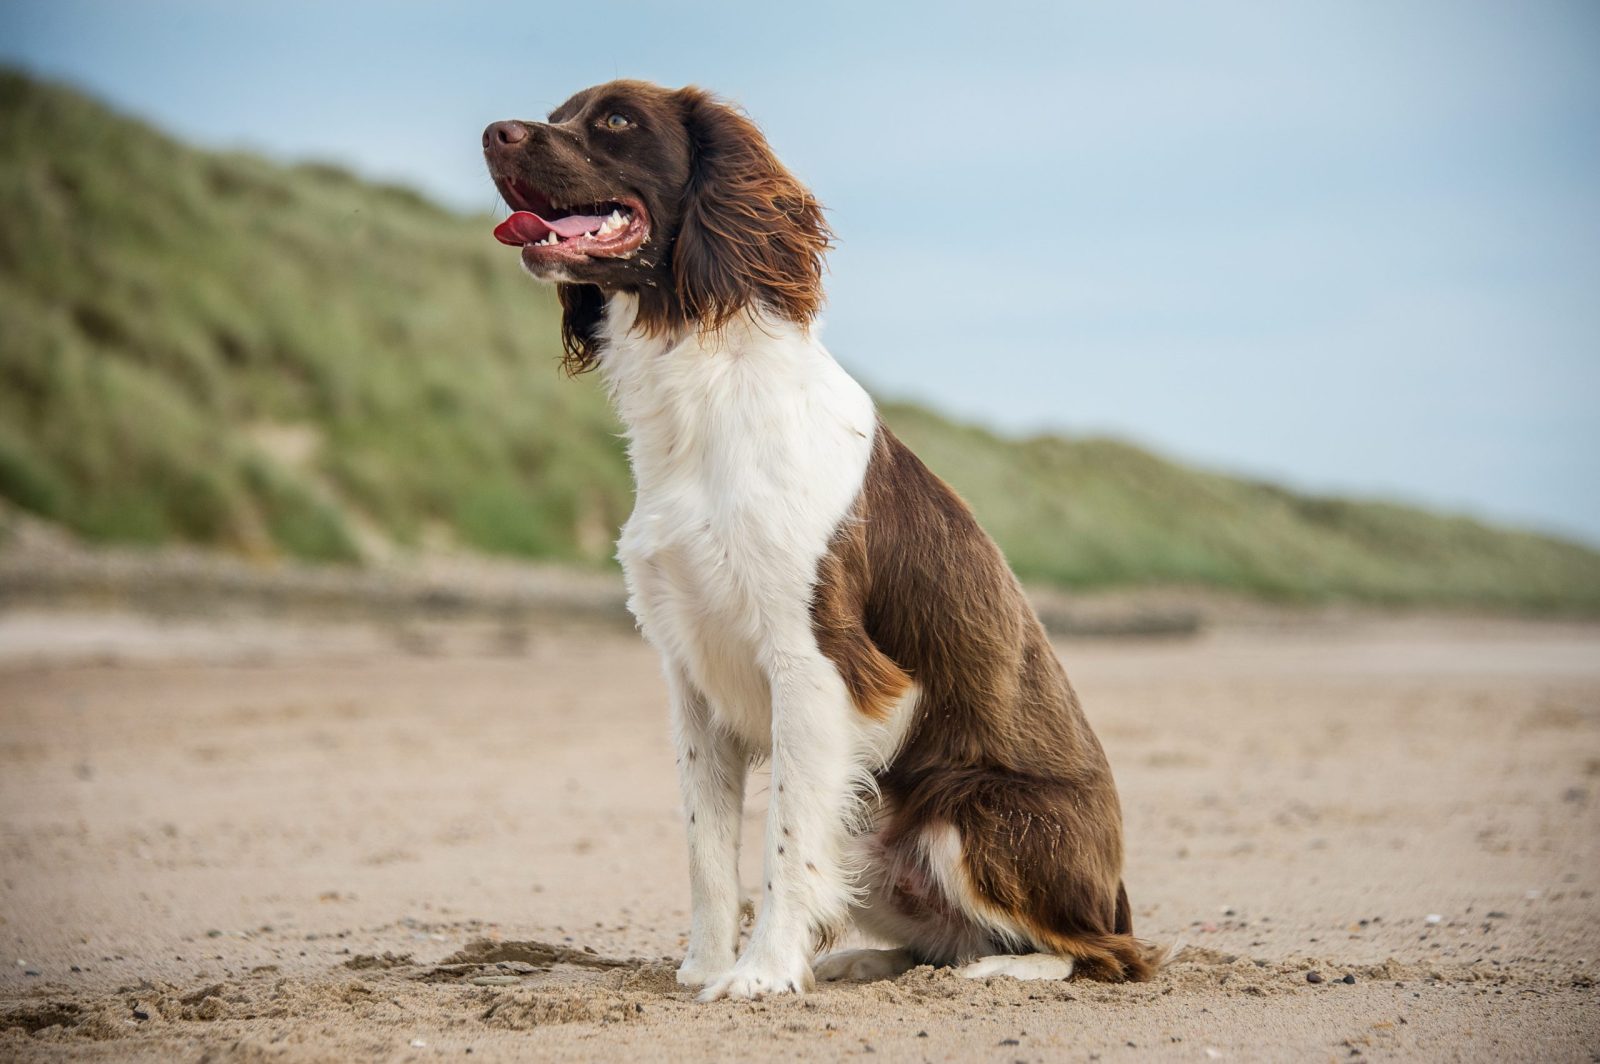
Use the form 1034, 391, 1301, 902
1036, 929, 1166, 982
1037, 881, 1169, 982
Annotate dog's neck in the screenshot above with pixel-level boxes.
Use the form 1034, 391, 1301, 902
594, 291, 821, 404
592, 291, 669, 372
590, 291, 866, 495
595, 290, 806, 353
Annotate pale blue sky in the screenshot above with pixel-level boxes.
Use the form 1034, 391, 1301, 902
4, 0, 1597, 542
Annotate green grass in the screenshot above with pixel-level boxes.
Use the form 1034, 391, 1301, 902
886, 404, 1600, 611
2, 67, 1597, 611
0, 67, 629, 564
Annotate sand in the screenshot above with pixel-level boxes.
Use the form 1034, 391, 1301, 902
1, 607, 1597, 1061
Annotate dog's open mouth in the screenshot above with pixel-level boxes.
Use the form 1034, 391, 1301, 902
492, 181, 649, 261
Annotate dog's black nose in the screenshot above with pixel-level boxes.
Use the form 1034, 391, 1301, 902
483, 121, 528, 150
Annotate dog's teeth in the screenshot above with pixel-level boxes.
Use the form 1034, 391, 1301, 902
610, 210, 624, 225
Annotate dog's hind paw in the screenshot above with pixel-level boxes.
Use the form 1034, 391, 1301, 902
958, 953, 1075, 981
814, 947, 916, 982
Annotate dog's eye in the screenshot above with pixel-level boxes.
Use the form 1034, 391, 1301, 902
605, 113, 630, 130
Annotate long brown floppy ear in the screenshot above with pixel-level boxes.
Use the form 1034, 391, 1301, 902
671, 87, 833, 333
556, 282, 606, 374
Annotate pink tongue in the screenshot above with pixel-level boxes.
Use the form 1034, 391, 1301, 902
493, 210, 606, 246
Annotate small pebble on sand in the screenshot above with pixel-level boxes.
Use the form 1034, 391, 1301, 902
1342, 974, 1357, 984
1306, 971, 1324, 984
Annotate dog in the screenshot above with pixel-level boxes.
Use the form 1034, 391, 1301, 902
483, 80, 1157, 1001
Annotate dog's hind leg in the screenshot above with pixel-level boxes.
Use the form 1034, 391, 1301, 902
668, 666, 750, 988
878, 777, 1161, 984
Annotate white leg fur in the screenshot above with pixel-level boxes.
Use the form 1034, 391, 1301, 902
959, 954, 1077, 981
668, 666, 748, 988
599, 299, 883, 1002
699, 654, 863, 1001
815, 947, 917, 982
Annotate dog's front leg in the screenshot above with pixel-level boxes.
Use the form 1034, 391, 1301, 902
700, 655, 857, 1001
669, 666, 749, 989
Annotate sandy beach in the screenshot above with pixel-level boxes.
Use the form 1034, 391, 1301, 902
1, 608, 1597, 1061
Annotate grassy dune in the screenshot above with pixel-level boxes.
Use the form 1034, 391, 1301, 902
887, 404, 1600, 608
0, 68, 629, 565
2, 68, 1597, 610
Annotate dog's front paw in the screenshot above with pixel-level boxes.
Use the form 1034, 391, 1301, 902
697, 956, 814, 1001
676, 952, 736, 989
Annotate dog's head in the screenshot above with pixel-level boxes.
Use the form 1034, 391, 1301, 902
483, 80, 831, 372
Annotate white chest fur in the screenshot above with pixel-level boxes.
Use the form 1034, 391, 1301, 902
599, 297, 876, 751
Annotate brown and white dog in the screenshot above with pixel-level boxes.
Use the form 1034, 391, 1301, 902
483, 81, 1158, 1001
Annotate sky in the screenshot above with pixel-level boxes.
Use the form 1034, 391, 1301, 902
4, 0, 1598, 542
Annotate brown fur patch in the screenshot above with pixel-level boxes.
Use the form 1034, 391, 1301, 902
810, 423, 1157, 981
811, 510, 914, 720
